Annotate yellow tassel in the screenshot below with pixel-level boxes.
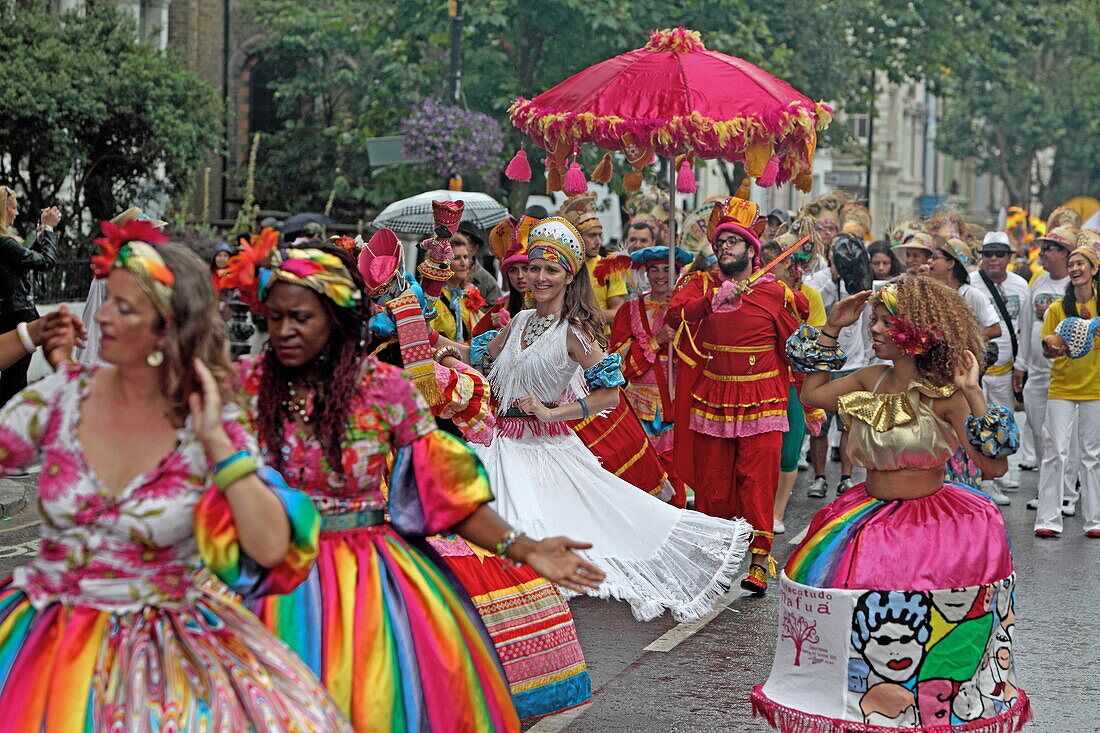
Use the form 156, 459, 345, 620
767, 555, 778, 578
591, 153, 613, 184
623, 169, 643, 191
794, 171, 814, 193
734, 177, 751, 200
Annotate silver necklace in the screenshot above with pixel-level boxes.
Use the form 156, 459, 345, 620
523, 313, 558, 348
283, 382, 316, 424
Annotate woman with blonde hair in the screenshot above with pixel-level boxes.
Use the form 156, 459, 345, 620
754, 276, 1030, 732
0, 185, 61, 402
0, 220, 349, 730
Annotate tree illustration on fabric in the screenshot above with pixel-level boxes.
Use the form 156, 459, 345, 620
782, 615, 820, 666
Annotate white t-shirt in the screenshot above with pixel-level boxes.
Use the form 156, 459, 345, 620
1018, 273, 1070, 376
957, 283, 1000, 331
813, 275, 874, 371
971, 270, 1029, 369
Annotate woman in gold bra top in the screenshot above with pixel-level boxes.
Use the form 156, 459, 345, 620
753, 276, 1032, 733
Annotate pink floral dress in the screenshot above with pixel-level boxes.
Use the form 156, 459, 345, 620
0, 363, 350, 731
237, 354, 520, 732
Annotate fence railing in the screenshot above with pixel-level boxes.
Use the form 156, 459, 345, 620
34, 260, 94, 304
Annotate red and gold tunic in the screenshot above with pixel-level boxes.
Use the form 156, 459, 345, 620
667, 271, 805, 439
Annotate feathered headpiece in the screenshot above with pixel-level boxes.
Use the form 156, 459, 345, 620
92, 219, 174, 318
220, 227, 361, 312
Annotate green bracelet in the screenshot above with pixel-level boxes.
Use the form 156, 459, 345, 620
213, 453, 259, 492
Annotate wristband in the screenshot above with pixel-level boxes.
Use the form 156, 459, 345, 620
494, 529, 524, 559
15, 322, 36, 354
819, 328, 840, 340
578, 397, 590, 420
213, 451, 259, 491
433, 345, 461, 363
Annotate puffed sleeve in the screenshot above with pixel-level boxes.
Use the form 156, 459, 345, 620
0, 364, 79, 475
383, 370, 494, 536
194, 403, 320, 599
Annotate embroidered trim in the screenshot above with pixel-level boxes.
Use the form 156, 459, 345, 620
702, 368, 780, 382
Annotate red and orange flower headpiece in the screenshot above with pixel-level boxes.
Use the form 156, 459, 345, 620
92, 218, 173, 317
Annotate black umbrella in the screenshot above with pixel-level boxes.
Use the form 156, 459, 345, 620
281, 212, 334, 236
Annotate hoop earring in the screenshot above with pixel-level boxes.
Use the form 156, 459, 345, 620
146, 350, 164, 367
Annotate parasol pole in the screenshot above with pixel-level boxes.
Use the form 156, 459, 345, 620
667, 156, 678, 395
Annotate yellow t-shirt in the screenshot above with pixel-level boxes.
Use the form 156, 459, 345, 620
801, 284, 827, 327
585, 256, 628, 311
1041, 296, 1100, 400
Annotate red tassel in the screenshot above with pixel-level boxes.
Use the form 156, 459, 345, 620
757, 156, 780, 188
563, 162, 588, 196
676, 160, 697, 193
505, 149, 532, 182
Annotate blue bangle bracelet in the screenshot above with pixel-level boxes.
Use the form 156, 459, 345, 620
214, 450, 249, 474
578, 397, 590, 420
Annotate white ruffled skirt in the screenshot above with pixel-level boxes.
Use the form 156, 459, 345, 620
476, 430, 753, 622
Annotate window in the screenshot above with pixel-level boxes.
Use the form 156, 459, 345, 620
849, 114, 870, 140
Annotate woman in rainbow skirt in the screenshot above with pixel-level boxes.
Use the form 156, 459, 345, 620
221, 234, 603, 732
753, 276, 1032, 732
0, 221, 349, 730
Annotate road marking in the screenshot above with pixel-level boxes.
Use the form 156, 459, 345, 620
642, 587, 745, 653
0, 520, 39, 535
526, 704, 588, 733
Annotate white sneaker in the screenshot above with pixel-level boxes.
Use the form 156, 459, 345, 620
774, 520, 786, 535
1062, 501, 1077, 517
797, 458, 809, 471
999, 476, 1019, 491
808, 477, 827, 498
836, 478, 854, 496
1026, 498, 1039, 510
987, 487, 1012, 506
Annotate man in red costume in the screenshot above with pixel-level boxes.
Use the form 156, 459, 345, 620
667, 197, 806, 594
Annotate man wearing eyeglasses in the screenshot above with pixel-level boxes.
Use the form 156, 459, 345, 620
1016, 226, 1081, 516
973, 231, 1030, 500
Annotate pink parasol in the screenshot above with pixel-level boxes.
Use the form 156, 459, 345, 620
509, 27, 832, 190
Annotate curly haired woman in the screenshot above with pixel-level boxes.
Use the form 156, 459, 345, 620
223, 234, 602, 732
753, 276, 1031, 732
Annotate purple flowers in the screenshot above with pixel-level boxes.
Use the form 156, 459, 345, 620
400, 99, 505, 179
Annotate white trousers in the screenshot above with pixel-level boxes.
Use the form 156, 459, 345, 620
1022, 372, 1080, 503
983, 372, 1017, 489
1035, 399, 1100, 533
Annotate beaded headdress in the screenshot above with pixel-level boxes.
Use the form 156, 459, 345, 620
527, 216, 585, 274
92, 218, 174, 318
558, 192, 601, 235
220, 228, 361, 312
489, 215, 536, 272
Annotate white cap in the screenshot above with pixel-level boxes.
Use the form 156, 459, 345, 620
982, 231, 1011, 247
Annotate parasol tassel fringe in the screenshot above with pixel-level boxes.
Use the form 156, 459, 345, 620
676, 159, 697, 193
623, 170, 643, 192
505, 149, 532, 182
563, 162, 588, 196
757, 156, 780, 187
734, 177, 752, 200
591, 153, 613, 183
546, 164, 564, 193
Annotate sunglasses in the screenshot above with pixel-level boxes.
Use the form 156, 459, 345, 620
1040, 243, 1067, 252
981, 250, 1011, 257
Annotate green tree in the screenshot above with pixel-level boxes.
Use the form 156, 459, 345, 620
0, 1, 220, 248
931, 0, 1100, 209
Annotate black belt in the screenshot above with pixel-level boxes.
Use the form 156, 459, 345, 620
499, 401, 558, 418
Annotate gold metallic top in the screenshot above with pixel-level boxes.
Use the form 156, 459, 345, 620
838, 373, 958, 471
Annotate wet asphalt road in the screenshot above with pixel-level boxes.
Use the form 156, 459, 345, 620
1, 455, 1094, 732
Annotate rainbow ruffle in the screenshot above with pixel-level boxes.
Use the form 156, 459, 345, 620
388, 431, 493, 537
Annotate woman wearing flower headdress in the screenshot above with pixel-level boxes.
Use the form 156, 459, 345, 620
0, 220, 350, 730
753, 276, 1031, 732
221, 232, 603, 732
437, 217, 753, 622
